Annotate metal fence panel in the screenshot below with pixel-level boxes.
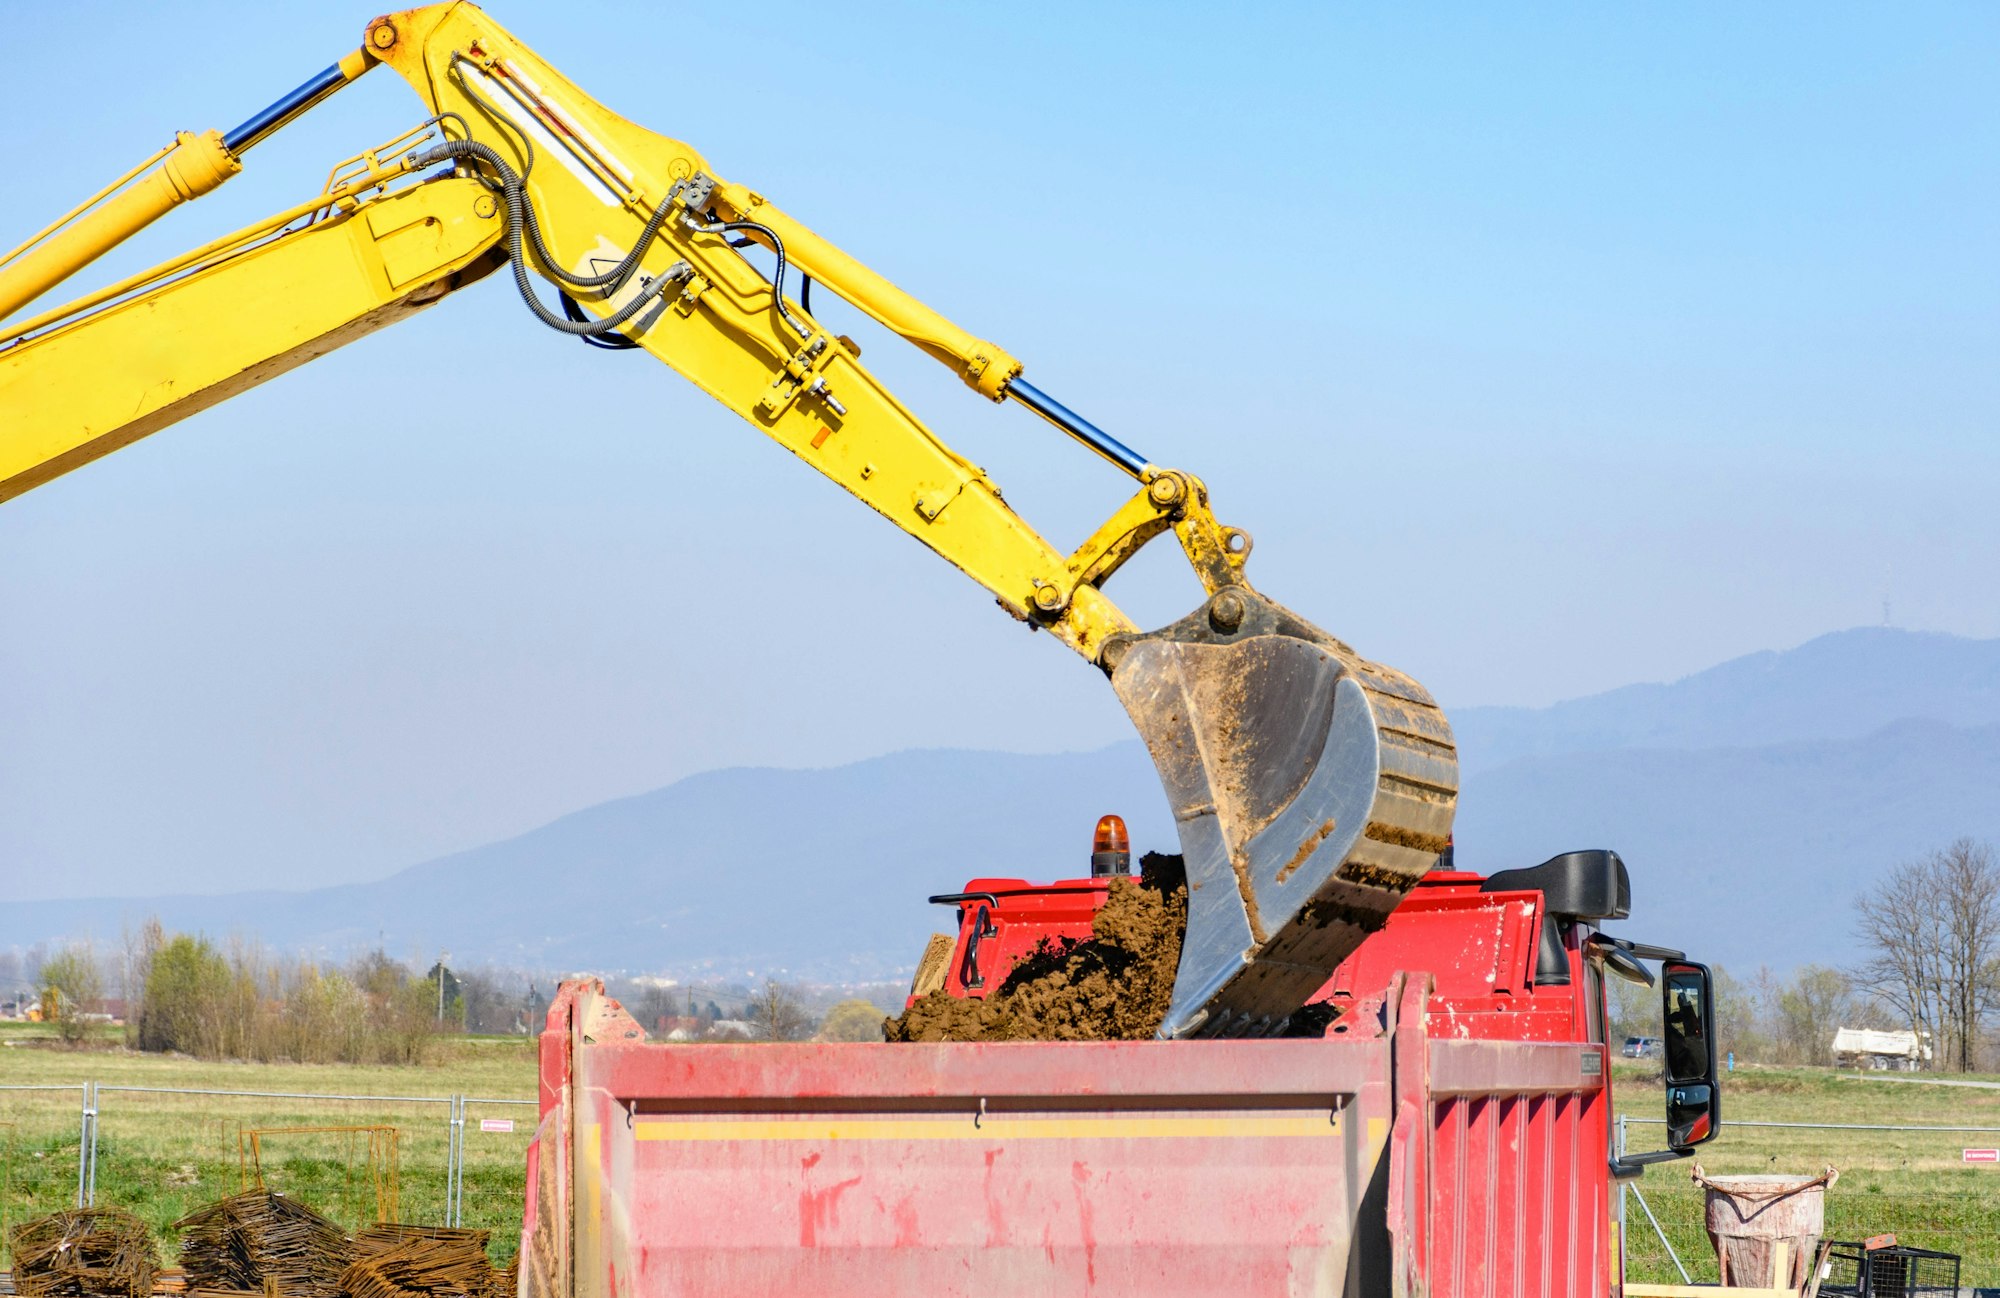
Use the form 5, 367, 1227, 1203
89, 1085, 458, 1260
0, 1085, 88, 1267
1620, 1116, 2000, 1288
20, 1075, 1999, 1285
458, 1095, 537, 1260
0, 1084, 537, 1268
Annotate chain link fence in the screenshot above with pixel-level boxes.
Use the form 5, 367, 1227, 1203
1618, 1115, 2000, 1288
0, 1083, 533, 1269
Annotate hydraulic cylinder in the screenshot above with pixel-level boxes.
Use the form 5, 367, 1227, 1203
0, 131, 238, 321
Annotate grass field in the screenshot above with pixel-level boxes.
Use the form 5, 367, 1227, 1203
1612, 1059, 2000, 1286
0, 1023, 537, 1267
7, 1026, 1999, 1282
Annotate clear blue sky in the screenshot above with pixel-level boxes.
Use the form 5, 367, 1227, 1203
3, 2, 1995, 901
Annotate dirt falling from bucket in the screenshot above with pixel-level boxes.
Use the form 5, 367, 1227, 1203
883, 853, 1187, 1042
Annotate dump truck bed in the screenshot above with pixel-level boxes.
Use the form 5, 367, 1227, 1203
522, 979, 1611, 1298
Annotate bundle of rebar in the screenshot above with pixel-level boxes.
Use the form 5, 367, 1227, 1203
344, 1225, 496, 1298
174, 1190, 352, 1298
7, 1207, 159, 1298
351, 1224, 489, 1258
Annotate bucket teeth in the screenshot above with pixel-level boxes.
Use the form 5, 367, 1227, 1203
1108, 587, 1458, 1039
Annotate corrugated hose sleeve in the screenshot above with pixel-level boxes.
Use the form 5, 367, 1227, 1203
412, 140, 682, 338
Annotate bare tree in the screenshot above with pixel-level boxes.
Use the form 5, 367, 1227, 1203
634, 980, 678, 1031
1773, 965, 1857, 1066
455, 969, 517, 1034
1704, 965, 1762, 1062
1605, 974, 1656, 1047
39, 943, 104, 1045
1855, 838, 2000, 1073
118, 918, 164, 1047
750, 980, 814, 1042
817, 998, 887, 1043
1941, 839, 2000, 1071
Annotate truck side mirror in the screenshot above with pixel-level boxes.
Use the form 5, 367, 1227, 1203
1661, 961, 1719, 1149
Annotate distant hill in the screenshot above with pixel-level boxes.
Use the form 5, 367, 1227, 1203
1452, 717, 2000, 971
11, 627, 1999, 980
1451, 628, 2000, 772
5, 747, 1176, 983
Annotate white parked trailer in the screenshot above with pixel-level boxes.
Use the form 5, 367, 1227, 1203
1831, 1026, 1930, 1070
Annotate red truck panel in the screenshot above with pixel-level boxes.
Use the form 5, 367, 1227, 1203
1424, 1040, 1613, 1298
1317, 875, 1593, 1044
931, 876, 1112, 1001
930, 870, 1599, 1044
522, 976, 1613, 1298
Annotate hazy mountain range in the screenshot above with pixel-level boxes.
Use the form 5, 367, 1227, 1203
8, 627, 1999, 980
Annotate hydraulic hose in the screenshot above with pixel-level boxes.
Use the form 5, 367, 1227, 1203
683, 216, 812, 340
510, 175, 684, 294
561, 289, 642, 350
411, 138, 683, 339
524, 185, 681, 291
444, 55, 679, 294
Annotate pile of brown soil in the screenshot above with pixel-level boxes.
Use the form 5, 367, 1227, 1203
884, 853, 1186, 1042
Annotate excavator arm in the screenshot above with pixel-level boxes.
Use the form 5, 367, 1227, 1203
0, 3, 1458, 1037
0, 131, 503, 499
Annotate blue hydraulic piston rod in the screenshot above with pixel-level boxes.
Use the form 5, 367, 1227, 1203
1007, 379, 1151, 480
223, 61, 364, 155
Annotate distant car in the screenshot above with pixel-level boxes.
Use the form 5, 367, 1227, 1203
1622, 1036, 1662, 1059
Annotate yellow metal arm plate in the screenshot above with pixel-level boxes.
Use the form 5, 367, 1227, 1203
367, 2, 1139, 660
0, 2, 1180, 665
0, 177, 503, 502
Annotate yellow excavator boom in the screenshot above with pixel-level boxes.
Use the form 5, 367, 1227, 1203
0, 3, 1457, 1038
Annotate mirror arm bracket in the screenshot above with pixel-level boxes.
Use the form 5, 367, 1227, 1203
1589, 933, 1687, 964
1609, 1148, 1692, 1182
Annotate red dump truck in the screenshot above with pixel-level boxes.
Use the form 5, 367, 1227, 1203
518, 838, 1718, 1298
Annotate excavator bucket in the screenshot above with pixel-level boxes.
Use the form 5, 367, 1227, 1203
1108, 587, 1458, 1038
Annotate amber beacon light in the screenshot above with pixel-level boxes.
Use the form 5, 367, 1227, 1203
1090, 814, 1132, 878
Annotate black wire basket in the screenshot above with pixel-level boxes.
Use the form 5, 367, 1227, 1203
1818, 1242, 1961, 1298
